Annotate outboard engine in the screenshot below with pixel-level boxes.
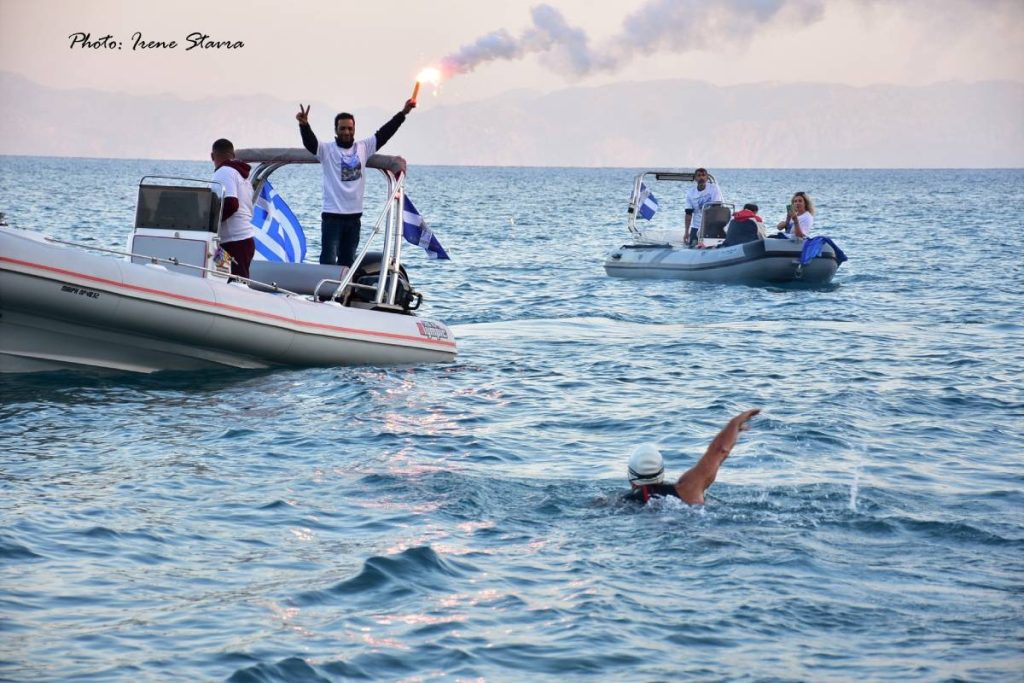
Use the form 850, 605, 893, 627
345, 251, 423, 313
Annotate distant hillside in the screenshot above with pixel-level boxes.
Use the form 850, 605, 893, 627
1, 71, 1021, 167
0, 72, 388, 162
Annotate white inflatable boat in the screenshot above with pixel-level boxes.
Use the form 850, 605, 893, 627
0, 152, 456, 373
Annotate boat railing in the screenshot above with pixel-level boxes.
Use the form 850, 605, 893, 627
41, 236, 303, 297
311, 170, 408, 306
234, 149, 411, 311
226, 149, 413, 311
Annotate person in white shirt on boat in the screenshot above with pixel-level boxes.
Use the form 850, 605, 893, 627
296, 99, 416, 274
624, 409, 761, 505
210, 138, 255, 280
684, 168, 724, 247
776, 191, 815, 239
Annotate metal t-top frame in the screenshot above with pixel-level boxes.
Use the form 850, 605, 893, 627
626, 170, 719, 239
235, 148, 409, 308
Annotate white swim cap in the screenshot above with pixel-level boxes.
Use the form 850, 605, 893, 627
627, 443, 665, 485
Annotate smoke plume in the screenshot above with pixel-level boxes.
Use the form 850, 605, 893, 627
440, 0, 826, 79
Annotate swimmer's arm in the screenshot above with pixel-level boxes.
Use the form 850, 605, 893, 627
675, 408, 760, 504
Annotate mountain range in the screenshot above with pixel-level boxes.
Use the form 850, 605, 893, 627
1, 71, 1021, 167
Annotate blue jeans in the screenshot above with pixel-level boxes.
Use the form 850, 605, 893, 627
320, 212, 362, 266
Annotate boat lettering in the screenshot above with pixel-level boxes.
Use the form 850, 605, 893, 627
61, 284, 100, 300
416, 321, 450, 341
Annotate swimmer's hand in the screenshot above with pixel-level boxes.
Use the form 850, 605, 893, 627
735, 408, 761, 431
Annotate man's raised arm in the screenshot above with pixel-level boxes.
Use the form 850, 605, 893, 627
374, 99, 416, 150
296, 104, 318, 155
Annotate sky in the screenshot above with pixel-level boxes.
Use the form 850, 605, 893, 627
1, 0, 1022, 111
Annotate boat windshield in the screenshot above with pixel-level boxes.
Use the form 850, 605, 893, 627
135, 184, 219, 233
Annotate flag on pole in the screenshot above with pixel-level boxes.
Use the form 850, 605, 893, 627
402, 195, 450, 260
637, 183, 659, 220
251, 180, 306, 262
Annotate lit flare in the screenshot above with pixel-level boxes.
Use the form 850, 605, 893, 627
412, 67, 443, 103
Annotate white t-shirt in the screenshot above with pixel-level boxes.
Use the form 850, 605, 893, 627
212, 165, 254, 243
786, 212, 814, 239
317, 135, 378, 214
685, 182, 724, 231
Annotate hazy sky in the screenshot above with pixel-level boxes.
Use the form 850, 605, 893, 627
1, 0, 1022, 110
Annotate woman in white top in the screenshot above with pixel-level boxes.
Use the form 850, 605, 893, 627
776, 191, 815, 239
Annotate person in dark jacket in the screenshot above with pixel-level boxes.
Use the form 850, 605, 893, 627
295, 98, 416, 269
625, 409, 761, 505
720, 203, 767, 247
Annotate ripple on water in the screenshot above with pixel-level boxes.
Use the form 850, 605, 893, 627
294, 546, 476, 607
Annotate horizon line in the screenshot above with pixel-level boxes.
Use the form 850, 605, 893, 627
2, 153, 1022, 172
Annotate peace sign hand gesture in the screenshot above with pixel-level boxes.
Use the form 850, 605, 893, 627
296, 104, 310, 125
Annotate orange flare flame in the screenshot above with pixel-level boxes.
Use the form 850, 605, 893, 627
416, 67, 442, 86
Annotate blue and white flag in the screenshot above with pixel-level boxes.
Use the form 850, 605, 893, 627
251, 180, 306, 263
402, 195, 450, 260
637, 183, 659, 220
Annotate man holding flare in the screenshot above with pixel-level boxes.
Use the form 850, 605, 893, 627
296, 89, 422, 269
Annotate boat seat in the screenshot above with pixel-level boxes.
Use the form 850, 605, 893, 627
700, 204, 731, 240
248, 253, 421, 313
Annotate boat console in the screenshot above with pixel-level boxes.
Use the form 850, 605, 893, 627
129, 178, 229, 279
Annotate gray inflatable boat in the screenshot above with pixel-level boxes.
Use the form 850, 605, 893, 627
604, 170, 845, 284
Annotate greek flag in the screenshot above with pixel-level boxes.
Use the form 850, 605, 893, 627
251, 180, 306, 262
637, 183, 659, 220
402, 195, 450, 260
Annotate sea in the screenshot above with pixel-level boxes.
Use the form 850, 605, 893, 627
1, 157, 1022, 682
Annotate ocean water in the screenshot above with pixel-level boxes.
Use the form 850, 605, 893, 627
1, 157, 1023, 682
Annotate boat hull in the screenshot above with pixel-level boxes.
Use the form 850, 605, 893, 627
604, 238, 839, 284
0, 228, 456, 374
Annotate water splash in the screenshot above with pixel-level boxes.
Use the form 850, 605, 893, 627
849, 449, 865, 512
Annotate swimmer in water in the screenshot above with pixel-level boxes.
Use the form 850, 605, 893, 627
625, 409, 761, 505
